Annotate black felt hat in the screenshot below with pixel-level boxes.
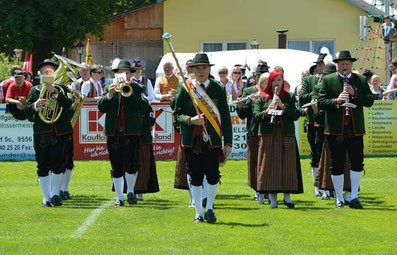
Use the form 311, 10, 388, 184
314, 53, 327, 64
322, 63, 337, 75
255, 62, 270, 74
189, 53, 214, 66
112, 59, 135, 72
333, 50, 357, 63
362, 69, 374, 78
309, 64, 316, 75
38, 59, 59, 70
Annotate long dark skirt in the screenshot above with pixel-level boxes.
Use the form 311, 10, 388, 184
315, 139, 351, 191
247, 135, 259, 190
256, 128, 304, 194
174, 143, 189, 190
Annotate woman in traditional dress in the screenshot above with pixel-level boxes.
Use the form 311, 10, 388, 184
253, 70, 303, 208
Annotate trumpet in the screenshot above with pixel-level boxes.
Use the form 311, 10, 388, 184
114, 75, 133, 97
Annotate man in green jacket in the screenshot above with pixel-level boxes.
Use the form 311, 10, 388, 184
318, 50, 374, 209
25, 59, 73, 207
98, 60, 146, 207
299, 53, 327, 197
174, 53, 232, 223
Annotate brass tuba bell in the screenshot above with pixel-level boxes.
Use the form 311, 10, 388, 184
38, 85, 64, 124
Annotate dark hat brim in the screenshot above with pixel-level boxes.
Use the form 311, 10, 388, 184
38, 62, 59, 70
333, 57, 357, 63
188, 63, 214, 67
112, 66, 136, 72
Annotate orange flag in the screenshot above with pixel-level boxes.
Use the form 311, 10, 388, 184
85, 39, 94, 65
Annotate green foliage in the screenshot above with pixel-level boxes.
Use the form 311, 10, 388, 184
114, 0, 157, 15
0, 53, 21, 81
0, 158, 396, 254
0, 0, 116, 54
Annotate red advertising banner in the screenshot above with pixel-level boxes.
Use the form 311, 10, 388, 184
73, 102, 179, 160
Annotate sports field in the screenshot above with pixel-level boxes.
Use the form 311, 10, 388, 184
0, 158, 396, 254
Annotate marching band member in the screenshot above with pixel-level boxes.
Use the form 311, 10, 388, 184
81, 64, 103, 101
25, 59, 74, 207
253, 70, 303, 208
98, 59, 146, 207
236, 72, 269, 203
299, 53, 327, 197
131, 61, 155, 102
174, 52, 232, 223
317, 50, 374, 209
154, 61, 179, 102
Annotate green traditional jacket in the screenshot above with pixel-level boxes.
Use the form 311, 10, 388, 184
140, 99, 155, 144
312, 83, 325, 126
98, 82, 146, 136
236, 85, 260, 135
253, 92, 300, 135
174, 78, 232, 148
25, 84, 74, 135
299, 75, 319, 124
317, 72, 374, 135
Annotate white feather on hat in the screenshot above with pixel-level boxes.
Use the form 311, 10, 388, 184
111, 58, 121, 70
320, 47, 333, 65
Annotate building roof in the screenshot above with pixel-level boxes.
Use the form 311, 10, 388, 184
111, 0, 164, 19
345, 0, 395, 17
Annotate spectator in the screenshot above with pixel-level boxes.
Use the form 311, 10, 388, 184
81, 65, 103, 102
370, 75, 385, 100
235, 64, 248, 87
71, 62, 90, 92
246, 61, 270, 88
5, 69, 33, 119
362, 69, 374, 87
229, 66, 244, 101
154, 61, 179, 102
131, 60, 155, 102
382, 15, 395, 42
1, 65, 22, 103
386, 59, 397, 99
217, 66, 232, 98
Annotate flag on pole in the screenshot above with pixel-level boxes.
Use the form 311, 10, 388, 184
85, 39, 94, 65
22, 53, 30, 72
28, 53, 33, 73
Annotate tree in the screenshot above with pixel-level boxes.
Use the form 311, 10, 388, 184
114, 0, 157, 14
0, 0, 116, 73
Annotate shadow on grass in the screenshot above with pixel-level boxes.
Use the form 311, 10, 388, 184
359, 194, 397, 211
216, 221, 269, 228
216, 194, 251, 200
61, 194, 109, 209
134, 199, 179, 210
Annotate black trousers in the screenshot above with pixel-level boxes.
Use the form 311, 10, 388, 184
184, 136, 221, 186
307, 124, 325, 167
34, 132, 65, 177
61, 134, 74, 170
107, 131, 139, 178
327, 135, 364, 175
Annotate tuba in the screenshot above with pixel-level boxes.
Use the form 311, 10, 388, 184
70, 89, 84, 127
38, 85, 64, 124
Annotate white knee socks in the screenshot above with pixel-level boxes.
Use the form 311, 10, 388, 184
125, 172, 138, 194
269, 193, 278, 208
311, 167, 320, 193
331, 174, 345, 204
50, 172, 62, 197
61, 169, 72, 192
113, 177, 124, 201
205, 182, 219, 212
39, 176, 51, 202
350, 170, 362, 200
187, 174, 194, 204
191, 185, 203, 217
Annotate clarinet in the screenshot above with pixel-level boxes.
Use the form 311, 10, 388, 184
269, 85, 279, 125
343, 70, 350, 117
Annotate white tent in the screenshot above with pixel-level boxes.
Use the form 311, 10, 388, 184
155, 49, 319, 91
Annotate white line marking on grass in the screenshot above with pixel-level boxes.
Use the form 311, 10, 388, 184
71, 199, 113, 238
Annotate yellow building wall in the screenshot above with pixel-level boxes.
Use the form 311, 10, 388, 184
163, 0, 367, 54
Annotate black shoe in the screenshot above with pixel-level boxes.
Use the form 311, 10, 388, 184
349, 198, 363, 209
335, 201, 344, 208
63, 191, 71, 200
344, 200, 350, 206
283, 200, 295, 209
127, 193, 138, 205
202, 197, 207, 208
204, 209, 217, 223
41, 201, 52, 207
50, 195, 63, 206
60, 191, 67, 200
194, 216, 204, 223
115, 200, 124, 207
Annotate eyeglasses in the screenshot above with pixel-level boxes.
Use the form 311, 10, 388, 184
218, 71, 227, 75
233, 72, 242, 74
92, 71, 103, 74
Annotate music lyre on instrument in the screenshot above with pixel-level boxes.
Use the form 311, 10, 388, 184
162, 32, 212, 144
114, 73, 133, 97
268, 85, 284, 125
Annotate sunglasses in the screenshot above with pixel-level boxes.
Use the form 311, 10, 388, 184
92, 71, 103, 74
218, 71, 227, 75
233, 72, 242, 75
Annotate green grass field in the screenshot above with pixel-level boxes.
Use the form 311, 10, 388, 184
0, 158, 396, 255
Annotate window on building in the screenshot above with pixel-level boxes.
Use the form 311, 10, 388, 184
202, 42, 248, 52
288, 40, 335, 56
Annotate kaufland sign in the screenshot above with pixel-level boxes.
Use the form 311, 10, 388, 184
79, 105, 107, 144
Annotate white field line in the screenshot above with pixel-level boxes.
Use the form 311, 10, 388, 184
71, 199, 114, 238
